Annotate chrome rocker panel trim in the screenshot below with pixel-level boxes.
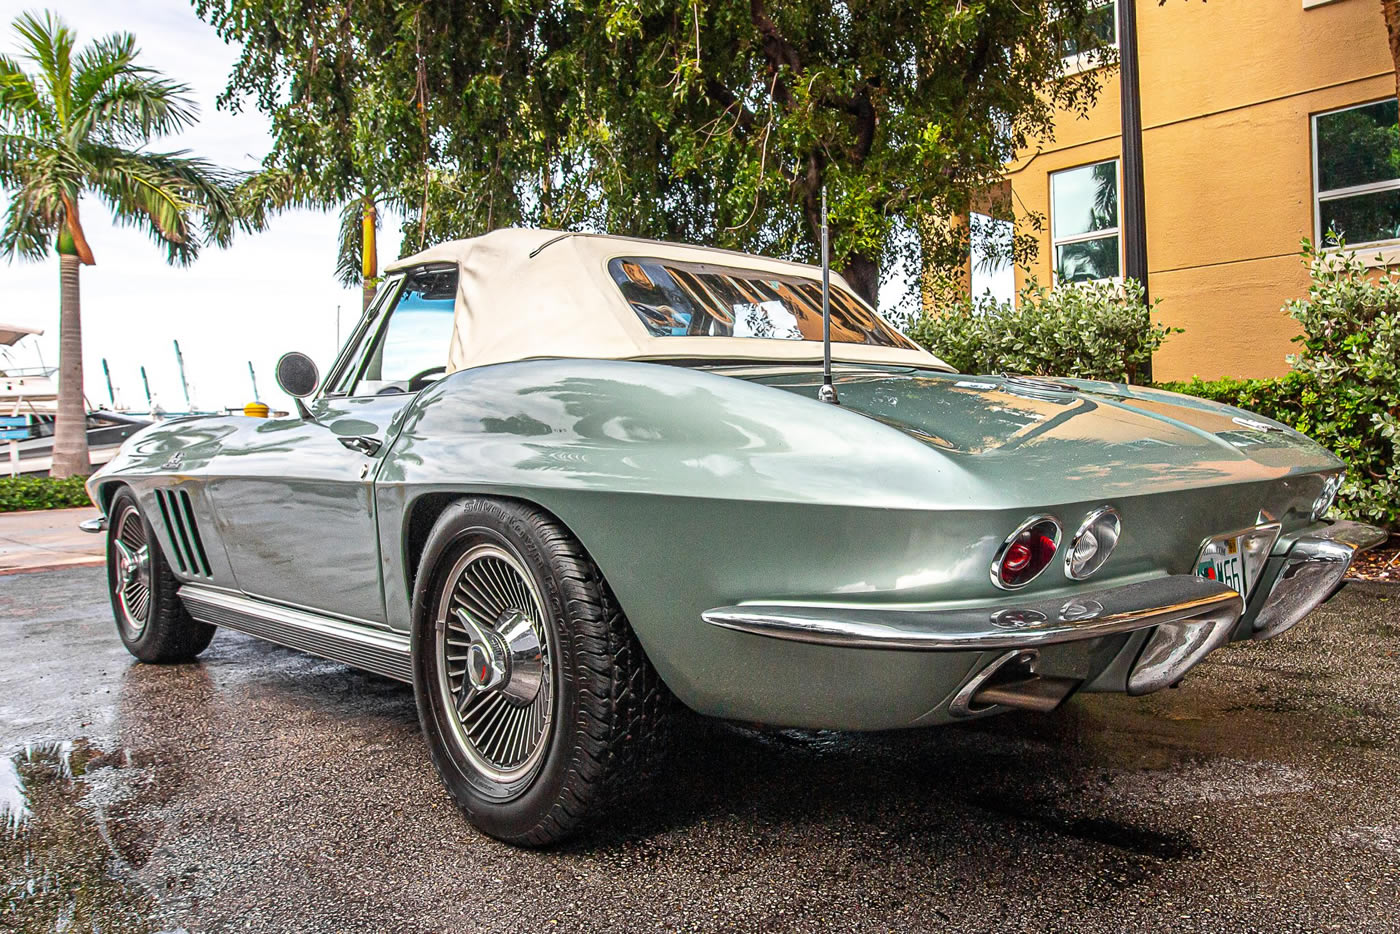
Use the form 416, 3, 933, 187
179, 585, 412, 682
702, 575, 1243, 651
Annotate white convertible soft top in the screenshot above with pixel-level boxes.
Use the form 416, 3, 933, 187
386, 228, 951, 374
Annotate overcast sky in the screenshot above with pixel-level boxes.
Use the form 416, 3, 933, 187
0, 1, 1011, 415
0, 0, 375, 413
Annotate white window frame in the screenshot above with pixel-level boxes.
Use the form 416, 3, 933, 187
1049, 158, 1123, 286
1061, 0, 1119, 77
1311, 98, 1400, 252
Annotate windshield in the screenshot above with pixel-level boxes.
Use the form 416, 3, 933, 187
608, 256, 918, 350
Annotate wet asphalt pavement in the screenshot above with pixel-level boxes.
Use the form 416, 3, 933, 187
1, 567, 1397, 933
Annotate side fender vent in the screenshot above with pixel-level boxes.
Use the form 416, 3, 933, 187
154, 488, 212, 578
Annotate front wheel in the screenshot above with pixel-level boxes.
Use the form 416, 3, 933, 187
105, 486, 215, 663
411, 498, 669, 846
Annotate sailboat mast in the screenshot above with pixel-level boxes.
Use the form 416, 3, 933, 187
248, 361, 261, 401
140, 366, 152, 409
174, 340, 192, 412
101, 358, 116, 408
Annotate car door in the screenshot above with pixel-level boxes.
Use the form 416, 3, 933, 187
208, 264, 458, 625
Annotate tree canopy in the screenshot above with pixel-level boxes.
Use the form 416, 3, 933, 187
0, 10, 244, 266
197, 0, 1109, 302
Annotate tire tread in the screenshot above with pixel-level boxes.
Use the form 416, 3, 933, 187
108, 487, 216, 664
414, 498, 670, 846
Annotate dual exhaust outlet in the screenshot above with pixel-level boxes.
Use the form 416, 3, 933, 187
949, 649, 1080, 718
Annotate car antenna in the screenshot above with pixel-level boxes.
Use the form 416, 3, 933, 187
818, 187, 839, 405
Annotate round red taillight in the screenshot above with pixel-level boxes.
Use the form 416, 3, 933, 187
992, 516, 1062, 590
1003, 542, 1032, 573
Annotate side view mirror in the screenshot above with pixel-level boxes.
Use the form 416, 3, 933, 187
275, 352, 320, 421
275, 352, 320, 398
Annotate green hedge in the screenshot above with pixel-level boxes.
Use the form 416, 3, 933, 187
1160, 239, 1397, 529
0, 476, 92, 513
907, 277, 1179, 384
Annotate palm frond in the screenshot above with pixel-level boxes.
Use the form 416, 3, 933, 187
71, 31, 136, 104
0, 52, 53, 134
235, 167, 321, 218
336, 198, 365, 287
13, 12, 75, 129
0, 130, 40, 186
0, 176, 62, 260
72, 32, 197, 143
82, 144, 244, 264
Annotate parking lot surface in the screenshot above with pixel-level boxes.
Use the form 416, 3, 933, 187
1, 566, 1397, 932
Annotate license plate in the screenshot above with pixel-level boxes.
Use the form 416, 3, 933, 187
1197, 535, 1248, 594
1195, 525, 1279, 598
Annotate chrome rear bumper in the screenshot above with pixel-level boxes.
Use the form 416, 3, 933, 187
1250, 520, 1387, 641
702, 575, 1243, 653
703, 518, 1387, 709
705, 576, 1246, 699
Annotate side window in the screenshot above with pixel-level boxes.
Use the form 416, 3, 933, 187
1050, 159, 1121, 284
324, 276, 404, 396
1313, 99, 1400, 248
349, 266, 457, 396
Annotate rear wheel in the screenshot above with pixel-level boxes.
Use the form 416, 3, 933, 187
412, 498, 669, 846
105, 487, 215, 663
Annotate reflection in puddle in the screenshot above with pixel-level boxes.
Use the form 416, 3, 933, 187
1, 741, 78, 835
0, 739, 158, 931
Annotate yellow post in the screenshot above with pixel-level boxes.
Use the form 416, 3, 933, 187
361, 196, 378, 312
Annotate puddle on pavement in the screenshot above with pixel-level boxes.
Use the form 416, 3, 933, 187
1, 739, 160, 932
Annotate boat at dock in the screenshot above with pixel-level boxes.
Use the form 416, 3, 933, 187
2, 323, 151, 476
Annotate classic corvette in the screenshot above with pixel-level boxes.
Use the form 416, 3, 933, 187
84, 228, 1386, 845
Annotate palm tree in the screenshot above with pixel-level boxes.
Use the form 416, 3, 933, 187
338, 190, 389, 312
0, 11, 242, 476
239, 169, 395, 312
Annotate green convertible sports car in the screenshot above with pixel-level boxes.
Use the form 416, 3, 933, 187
84, 228, 1386, 845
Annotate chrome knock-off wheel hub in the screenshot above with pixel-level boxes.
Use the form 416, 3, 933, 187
112, 505, 152, 639
437, 543, 554, 788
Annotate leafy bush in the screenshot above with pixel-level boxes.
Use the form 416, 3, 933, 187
1162, 239, 1398, 528
907, 277, 1179, 384
0, 476, 92, 512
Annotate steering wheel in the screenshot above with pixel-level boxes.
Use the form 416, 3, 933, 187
407, 366, 448, 393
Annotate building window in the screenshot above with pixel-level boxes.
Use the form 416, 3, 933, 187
1050, 159, 1121, 284
1313, 99, 1400, 248
1061, 1, 1117, 74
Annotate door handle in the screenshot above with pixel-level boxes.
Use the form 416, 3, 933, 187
338, 435, 382, 457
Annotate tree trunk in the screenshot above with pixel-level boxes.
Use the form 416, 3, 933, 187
361, 197, 378, 312
52, 253, 92, 478
841, 252, 880, 306
1384, 0, 1400, 102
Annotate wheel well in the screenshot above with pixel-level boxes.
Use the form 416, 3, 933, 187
93, 478, 124, 512
402, 492, 583, 596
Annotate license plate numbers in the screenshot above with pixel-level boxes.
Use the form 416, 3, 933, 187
1197, 535, 1248, 594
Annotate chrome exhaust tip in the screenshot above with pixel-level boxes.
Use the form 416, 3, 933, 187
949, 649, 1080, 718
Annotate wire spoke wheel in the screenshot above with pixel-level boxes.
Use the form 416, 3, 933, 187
112, 502, 152, 640
436, 542, 554, 791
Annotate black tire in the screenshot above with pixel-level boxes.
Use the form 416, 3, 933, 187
411, 497, 669, 846
106, 486, 216, 663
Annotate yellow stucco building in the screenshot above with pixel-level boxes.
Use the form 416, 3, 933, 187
1003, 0, 1397, 381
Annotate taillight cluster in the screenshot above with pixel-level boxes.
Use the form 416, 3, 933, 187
991, 507, 1122, 590
992, 516, 1062, 590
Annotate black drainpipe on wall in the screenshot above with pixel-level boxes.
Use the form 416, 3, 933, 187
1118, 0, 1152, 383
